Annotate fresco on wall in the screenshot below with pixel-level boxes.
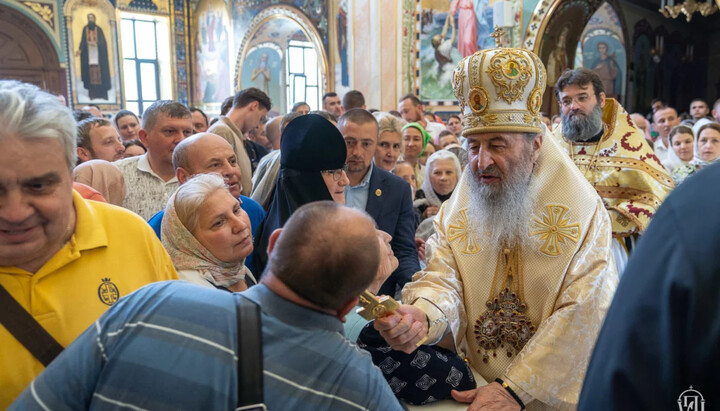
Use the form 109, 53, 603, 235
418, 0, 522, 101
241, 45, 283, 110
579, 2, 626, 100
70, 6, 117, 104
233, 0, 328, 52
336, 0, 349, 87
193, 0, 232, 104
118, 0, 169, 14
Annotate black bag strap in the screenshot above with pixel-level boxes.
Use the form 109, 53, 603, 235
235, 296, 265, 411
0, 284, 64, 367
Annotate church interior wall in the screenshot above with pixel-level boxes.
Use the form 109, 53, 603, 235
3, 0, 719, 118
616, 0, 719, 113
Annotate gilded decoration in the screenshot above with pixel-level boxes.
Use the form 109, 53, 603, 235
474, 246, 536, 363
452, 62, 465, 111
530, 204, 581, 256
23, 1, 54, 29
447, 209, 482, 255
527, 88, 542, 115
468, 87, 489, 114
485, 49, 532, 104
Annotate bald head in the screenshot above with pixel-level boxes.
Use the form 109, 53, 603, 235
630, 113, 648, 132
173, 133, 242, 197
268, 201, 380, 310
265, 116, 283, 150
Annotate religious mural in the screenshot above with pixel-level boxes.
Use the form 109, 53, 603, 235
118, 0, 169, 14
418, 0, 522, 101
240, 45, 283, 111
69, 5, 118, 104
335, 0, 349, 88
578, 2, 626, 101
192, 0, 232, 106
232, 0, 328, 53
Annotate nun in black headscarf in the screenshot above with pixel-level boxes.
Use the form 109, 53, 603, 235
252, 114, 349, 277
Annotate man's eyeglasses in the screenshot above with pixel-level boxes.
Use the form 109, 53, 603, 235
320, 164, 349, 181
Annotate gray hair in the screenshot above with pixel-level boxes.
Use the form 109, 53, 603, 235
374, 111, 407, 135
141, 100, 192, 132
426, 149, 462, 177
0, 80, 76, 169
173, 173, 229, 233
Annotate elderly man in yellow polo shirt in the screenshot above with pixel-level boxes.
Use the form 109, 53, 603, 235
0, 80, 178, 408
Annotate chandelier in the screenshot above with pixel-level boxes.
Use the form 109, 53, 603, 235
659, 0, 718, 22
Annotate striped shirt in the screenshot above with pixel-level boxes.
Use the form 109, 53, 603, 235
10, 282, 402, 411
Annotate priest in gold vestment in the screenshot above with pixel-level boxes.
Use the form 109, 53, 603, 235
375, 36, 618, 410
551, 68, 674, 274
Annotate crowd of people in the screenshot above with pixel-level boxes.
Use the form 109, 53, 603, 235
2, 38, 720, 411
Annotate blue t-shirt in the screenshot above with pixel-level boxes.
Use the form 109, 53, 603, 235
148, 195, 265, 272
11, 282, 403, 411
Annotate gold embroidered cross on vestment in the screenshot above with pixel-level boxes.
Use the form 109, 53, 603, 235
473, 246, 536, 363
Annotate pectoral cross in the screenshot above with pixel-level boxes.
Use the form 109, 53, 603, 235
490, 26, 506, 48
356, 290, 427, 346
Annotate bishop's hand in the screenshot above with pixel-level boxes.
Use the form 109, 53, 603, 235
373, 304, 428, 354
451, 383, 522, 411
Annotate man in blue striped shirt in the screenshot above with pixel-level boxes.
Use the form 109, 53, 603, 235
11, 202, 402, 411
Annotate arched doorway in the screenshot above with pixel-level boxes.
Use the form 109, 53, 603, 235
0, 4, 65, 95
525, 0, 629, 116
234, 5, 330, 114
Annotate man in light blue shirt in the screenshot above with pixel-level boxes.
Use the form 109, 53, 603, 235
12, 202, 402, 411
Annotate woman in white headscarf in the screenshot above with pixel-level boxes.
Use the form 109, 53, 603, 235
414, 150, 461, 241
672, 122, 720, 185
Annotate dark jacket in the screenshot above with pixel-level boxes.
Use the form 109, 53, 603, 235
365, 166, 420, 296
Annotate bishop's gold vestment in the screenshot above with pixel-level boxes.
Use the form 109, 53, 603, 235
403, 135, 618, 410
552, 99, 674, 237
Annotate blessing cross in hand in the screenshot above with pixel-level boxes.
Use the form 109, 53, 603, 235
357, 290, 399, 320
490, 26, 506, 48
356, 290, 428, 346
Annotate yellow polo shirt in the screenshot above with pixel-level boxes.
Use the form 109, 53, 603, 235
0, 191, 178, 408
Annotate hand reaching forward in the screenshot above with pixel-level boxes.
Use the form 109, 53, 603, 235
451, 382, 522, 411
373, 304, 428, 354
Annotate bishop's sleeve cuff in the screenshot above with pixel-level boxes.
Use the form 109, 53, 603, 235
412, 297, 449, 344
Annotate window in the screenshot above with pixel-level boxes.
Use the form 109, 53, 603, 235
120, 13, 172, 115
286, 40, 321, 111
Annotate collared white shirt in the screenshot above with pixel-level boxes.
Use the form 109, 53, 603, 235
345, 163, 374, 211
114, 154, 179, 220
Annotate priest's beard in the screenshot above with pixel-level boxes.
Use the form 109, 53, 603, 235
562, 102, 603, 142
466, 148, 536, 249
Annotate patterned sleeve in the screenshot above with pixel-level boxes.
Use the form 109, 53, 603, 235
402, 201, 467, 346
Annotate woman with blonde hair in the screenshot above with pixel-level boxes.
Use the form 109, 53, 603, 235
373, 112, 406, 171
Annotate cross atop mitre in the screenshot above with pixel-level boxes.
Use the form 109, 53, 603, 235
490, 26, 506, 48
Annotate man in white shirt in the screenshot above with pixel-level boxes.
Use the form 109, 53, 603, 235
652, 106, 682, 171
397, 93, 446, 143
114, 101, 193, 220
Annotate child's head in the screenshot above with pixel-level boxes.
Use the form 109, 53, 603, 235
431, 34, 442, 48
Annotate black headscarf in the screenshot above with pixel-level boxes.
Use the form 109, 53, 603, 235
252, 114, 347, 276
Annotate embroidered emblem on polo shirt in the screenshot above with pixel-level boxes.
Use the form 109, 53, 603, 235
98, 278, 120, 305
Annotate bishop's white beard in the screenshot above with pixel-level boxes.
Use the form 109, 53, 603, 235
465, 154, 536, 249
